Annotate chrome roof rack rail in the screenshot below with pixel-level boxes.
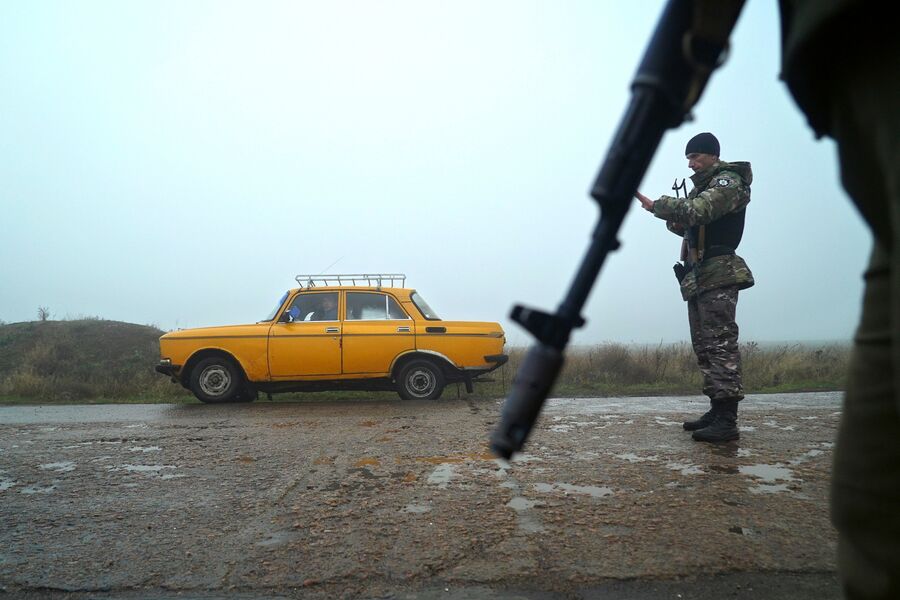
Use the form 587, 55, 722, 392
294, 273, 407, 289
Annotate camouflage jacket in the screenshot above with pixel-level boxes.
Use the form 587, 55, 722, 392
652, 161, 755, 300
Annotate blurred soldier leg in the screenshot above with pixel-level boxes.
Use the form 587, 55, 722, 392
690, 286, 743, 443
827, 45, 900, 600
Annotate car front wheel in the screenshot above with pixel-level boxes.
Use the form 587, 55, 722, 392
397, 359, 445, 400
190, 356, 242, 403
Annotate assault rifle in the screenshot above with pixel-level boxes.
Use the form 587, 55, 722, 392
491, 0, 746, 460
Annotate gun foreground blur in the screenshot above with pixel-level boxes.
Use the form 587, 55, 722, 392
491, 0, 746, 460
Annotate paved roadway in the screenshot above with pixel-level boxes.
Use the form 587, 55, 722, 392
0, 393, 843, 599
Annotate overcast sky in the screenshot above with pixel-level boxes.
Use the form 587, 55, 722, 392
0, 1, 871, 346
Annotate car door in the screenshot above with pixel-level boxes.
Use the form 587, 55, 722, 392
268, 291, 342, 377
341, 291, 414, 374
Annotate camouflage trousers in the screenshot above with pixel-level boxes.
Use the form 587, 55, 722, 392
826, 38, 900, 600
687, 285, 743, 401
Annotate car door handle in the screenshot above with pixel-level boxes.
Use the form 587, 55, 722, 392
396, 326, 411, 333
325, 327, 340, 333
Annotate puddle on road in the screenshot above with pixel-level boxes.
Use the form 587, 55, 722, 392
667, 462, 705, 475
22, 481, 59, 494
507, 496, 539, 510
749, 483, 792, 494
739, 463, 796, 483
427, 464, 456, 488
39, 461, 75, 473
740, 463, 798, 494
129, 446, 160, 453
789, 449, 825, 465
533, 482, 613, 498
506, 496, 545, 533
257, 530, 300, 547
613, 453, 658, 463
762, 420, 796, 431
0, 471, 18, 491
402, 503, 432, 514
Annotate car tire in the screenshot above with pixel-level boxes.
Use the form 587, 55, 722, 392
397, 359, 445, 400
190, 356, 243, 403
234, 386, 258, 403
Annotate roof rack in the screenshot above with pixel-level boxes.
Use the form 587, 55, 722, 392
294, 273, 407, 289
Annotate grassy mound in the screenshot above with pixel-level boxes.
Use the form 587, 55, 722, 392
0, 319, 190, 403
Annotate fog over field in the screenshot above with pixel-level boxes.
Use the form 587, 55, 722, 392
0, 1, 870, 345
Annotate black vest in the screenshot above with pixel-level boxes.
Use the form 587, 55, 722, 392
688, 208, 746, 258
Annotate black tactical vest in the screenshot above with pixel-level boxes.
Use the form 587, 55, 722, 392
688, 208, 746, 258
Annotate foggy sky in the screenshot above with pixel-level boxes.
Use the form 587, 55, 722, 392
0, 1, 871, 346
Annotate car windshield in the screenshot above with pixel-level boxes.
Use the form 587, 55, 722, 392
261, 291, 289, 322
411, 291, 440, 320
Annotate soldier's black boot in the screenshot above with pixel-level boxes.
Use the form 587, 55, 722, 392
682, 402, 716, 431
692, 399, 740, 443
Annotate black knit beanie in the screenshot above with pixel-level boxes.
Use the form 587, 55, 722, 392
685, 132, 720, 156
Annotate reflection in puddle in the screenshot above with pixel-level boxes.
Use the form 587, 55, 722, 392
533, 482, 613, 498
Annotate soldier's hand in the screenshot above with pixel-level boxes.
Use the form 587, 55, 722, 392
635, 191, 654, 212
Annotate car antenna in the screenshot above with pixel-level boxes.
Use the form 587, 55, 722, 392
318, 256, 345, 275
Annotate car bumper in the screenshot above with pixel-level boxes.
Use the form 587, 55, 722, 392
155, 360, 181, 378
483, 353, 509, 372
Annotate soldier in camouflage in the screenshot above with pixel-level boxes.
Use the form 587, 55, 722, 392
635, 132, 754, 443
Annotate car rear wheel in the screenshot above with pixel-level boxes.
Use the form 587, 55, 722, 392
397, 359, 445, 400
190, 356, 243, 403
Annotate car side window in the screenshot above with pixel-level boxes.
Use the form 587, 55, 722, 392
285, 292, 339, 322
346, 292, 408, 321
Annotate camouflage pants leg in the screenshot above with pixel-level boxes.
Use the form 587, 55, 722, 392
827, 39, 900, 600
687, 286, 743, 401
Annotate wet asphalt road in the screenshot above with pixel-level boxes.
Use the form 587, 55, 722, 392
0, 393, 843, 599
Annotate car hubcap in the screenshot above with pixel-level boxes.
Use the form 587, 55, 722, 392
407, 368, 436, 397
198, 365, 231, 397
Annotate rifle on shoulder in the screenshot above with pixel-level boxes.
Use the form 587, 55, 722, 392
491, 0, 746, 460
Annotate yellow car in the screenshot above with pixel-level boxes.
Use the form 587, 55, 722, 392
156, 274, 507, 403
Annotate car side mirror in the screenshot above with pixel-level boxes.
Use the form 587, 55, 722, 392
279, 312, 293, 323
